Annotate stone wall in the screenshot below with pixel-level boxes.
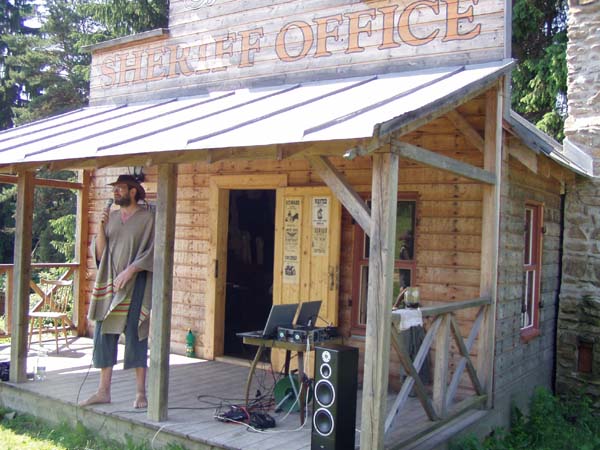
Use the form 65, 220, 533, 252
556, 0, 600, 403
563, 0, 600, 171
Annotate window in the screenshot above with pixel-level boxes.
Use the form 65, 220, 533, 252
351, 194, 417, 333
577, 340, 593, 374
521, 202, 543, 339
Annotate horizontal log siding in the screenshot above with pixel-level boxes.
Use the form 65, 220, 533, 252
84, 97, 567, 396
493, 144, 567, 404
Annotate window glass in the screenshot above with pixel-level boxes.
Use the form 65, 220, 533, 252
353, 198, 416, 330
359, 265, 369, 325
395, 202, 415, 260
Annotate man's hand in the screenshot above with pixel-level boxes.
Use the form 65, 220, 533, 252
113, 265, 139, 291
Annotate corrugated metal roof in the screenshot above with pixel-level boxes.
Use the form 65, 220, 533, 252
506, 111, 594, 177
0, 60, 515, 168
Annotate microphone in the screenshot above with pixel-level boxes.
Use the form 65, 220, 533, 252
101, 198, 113, 225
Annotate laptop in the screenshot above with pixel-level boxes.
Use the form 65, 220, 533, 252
237, 303, 298, 339
295, 300, 322, 327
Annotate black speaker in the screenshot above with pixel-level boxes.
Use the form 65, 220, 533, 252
311, 344, 358, 450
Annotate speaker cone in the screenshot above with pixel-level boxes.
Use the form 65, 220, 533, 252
320, 362, 331, 379
315, 379, 335, 407
314, 407, 334, 436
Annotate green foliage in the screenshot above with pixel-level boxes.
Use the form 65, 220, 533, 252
0, 183, 17, 264
0, 407, 190, 450
30, 170, 77, 263
511, 0, 568, 142
79, 0, 169, 39
1, 0, 168, 128
0, 0, 39, 129
49, 214, 76, 261
450, 388, 600, 450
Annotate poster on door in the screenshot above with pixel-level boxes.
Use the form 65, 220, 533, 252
312, 197, 330, 256
283, 198, 301, 284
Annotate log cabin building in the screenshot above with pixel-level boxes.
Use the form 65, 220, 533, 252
0, 1, 595, 449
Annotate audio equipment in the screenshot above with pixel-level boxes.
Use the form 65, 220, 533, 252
101, 198, 114, 225
312, 344, 358, 450
276, 326, 333, 344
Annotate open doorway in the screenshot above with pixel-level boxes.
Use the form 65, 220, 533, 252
223, 189, 276, 359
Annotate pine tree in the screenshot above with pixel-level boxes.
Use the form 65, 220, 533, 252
512, 0, 568, 141
0, 0, 39, 129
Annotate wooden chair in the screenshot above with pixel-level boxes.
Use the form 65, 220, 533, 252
28, 279, 73, 353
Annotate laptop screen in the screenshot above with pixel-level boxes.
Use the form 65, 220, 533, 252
295, 300, 322, 327
262, 303, 298, 338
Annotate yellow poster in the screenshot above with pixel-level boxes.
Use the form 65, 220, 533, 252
312, 197, 329, 256
283, 198, 301, 284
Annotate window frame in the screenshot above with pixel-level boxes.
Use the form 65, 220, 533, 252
350, 192, 418, 335
521, 201, 543, 341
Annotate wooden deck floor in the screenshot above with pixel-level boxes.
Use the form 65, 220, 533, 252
0, 337, 481, 450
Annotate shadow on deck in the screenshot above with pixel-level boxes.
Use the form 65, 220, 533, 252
0, 337, 486, 450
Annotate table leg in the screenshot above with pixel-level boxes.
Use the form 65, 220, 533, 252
284, 350, 291, 375
297, 351, 306, 424
245, 345, 265, 407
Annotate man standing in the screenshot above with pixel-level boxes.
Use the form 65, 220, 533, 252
80, 174, 154, 409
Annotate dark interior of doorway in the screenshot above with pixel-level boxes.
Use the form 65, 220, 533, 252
224, 189, 276, 359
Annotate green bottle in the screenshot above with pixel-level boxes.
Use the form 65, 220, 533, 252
186, 329, 195, 358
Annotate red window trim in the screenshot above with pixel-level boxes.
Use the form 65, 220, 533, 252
520, 201, 543, 342
350, 193, 418, 335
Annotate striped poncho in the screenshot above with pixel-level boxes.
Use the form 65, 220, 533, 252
88, 207, 155, 339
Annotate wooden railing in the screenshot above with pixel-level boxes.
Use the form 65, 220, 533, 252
0, 263, 78, 335
385, 297, 492, 434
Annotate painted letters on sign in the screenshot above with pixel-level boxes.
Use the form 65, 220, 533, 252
90, 0, 504, 102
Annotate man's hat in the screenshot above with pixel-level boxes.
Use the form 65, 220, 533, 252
108, 174, 146, 200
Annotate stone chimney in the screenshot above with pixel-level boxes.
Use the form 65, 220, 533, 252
556, 0, 600, 404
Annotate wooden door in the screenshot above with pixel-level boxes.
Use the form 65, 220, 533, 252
271, 187, 342, 371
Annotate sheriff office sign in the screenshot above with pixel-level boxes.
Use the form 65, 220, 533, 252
89, 0, 506, 104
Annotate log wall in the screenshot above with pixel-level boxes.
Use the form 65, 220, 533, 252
85, 101, 486, 365
493, 139, 567, 414
84, 96, 569, 393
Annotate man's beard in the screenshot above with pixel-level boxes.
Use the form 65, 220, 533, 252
115, 195, 132, 206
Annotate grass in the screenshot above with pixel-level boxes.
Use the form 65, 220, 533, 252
0, 408, 189, 450
450, 387, 600, 450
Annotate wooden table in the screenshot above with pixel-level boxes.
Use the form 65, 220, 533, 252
241, 335, 341, 424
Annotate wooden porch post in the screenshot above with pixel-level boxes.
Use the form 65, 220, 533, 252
360, 149, 399, 450
74, 170, 90, 336
148, 163, 178, 422
10, 171, 34, 383
478, 84, 503, 405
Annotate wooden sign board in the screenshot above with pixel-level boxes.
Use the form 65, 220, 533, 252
90, 0, 506, 104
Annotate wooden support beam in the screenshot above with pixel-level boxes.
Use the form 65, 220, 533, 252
386, 317, 442, 432
507, 138, 538, 173
446, 306, 485, 409
74, 170, 91, 335
432, 314, 451, 418
478, 85, 502, 408
359, 150, 399, 450
307, 155, 372, 236
5, 270, 13, 334
0, 174, 83, 190
379, 65, 512, 137
148, 163, 178, 422
10, 171, 34, 383
449, 315, 484, 397
446, 110, 485, 152
392, 141, 496, 185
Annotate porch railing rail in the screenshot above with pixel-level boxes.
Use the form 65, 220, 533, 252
0, 263, 78, 335
385, 296, 492, 434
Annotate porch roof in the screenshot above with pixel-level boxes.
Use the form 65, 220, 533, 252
505, 111, 594, 177
0, 59, 516, 169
